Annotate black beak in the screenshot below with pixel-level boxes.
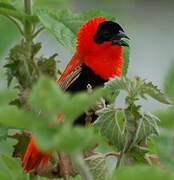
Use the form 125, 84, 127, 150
112, 31, 130, 47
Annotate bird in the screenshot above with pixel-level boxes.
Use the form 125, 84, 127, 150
22, 17, 129, 173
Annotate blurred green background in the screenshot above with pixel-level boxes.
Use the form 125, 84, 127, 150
0, 0, 174, 110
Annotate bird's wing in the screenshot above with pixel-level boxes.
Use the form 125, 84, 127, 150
59, 65, 82, 91
57, 51, 83, 85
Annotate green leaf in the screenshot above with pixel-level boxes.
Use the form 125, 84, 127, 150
105, 76, 129, 92
147, 138, 158, 155
155, 106, 174, 129
136, 111, 160, 143
5, 41, 37, 88
1, 154, 28, 180
164, 61, 174, 103
0, 158, 12, 180
1, 154, 21, 177
0, 89, 18, 105
28, 76, 70, 116
35, 125, 96, 153
81, 9, 116, 22
0, 16, 20, 61
85, 153, 110, 180
143, 81, 171, 105
122, 40, 130, 76
36, 8, 76, 52
34, 126, 58, 152
0, 126, 8, 141
112, 165, 174, 180
29, 76, 105, 122
0, 7, 24, 22
55, 126, 96, 153
33, 0, 70, 8
36, 8, 116, 52
153, 128, 174, 171
69, 176, 82, 180
0, 138, 17, 156
37, 54, 58, 79
0, 2, 16, 10
0, 170, 11, 180
0, 105, 42, 129
95, 105, 124, 151
123, 106, 160, 152
66, 88, 106, 121
129, 148, 148, 164
105, 76, 170, 105
0, 1, 39, 24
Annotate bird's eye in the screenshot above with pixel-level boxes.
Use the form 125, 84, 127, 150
103, 31, 110, 38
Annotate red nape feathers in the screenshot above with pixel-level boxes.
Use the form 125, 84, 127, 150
22, 136, 51, 173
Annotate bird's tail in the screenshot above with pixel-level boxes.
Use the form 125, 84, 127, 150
22, 136, 51, 173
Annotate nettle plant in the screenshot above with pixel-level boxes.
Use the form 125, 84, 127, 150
0, 0, 172, 180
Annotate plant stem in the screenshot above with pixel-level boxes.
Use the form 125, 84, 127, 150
72, 154, 93, 180
24, 0, 32, 51
116, 151, 123, 169
105, 152, 120, 158
24, 0, 40, 78
23, 0, 33, 80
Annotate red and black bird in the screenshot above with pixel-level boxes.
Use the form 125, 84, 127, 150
22, 17, 129, 173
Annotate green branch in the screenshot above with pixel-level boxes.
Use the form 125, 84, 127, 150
24, 0, 32, 41
32, 26, 44, 39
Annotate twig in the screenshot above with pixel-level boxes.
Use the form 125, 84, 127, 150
145, 154, 166, 170
32, 27, 45, 39
58, 153, 70, 180
114, 108, 124, 111
31, 60, 40, 77
105, 152, 120, 158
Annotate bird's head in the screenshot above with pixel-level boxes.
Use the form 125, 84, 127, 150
76, 17, 129, 55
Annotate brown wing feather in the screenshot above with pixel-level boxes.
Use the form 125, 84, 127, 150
56, 51, 83, 85
59, 65, 82, 91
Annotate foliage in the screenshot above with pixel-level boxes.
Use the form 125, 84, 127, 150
164, 61, 174, 103
0, 139, 28, 180
0, 0, 173, 180
112, 165, 174, 180
153, 128, 174, 171
155, 60, 174, 129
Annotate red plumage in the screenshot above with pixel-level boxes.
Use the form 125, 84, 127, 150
22, 137, 51, 173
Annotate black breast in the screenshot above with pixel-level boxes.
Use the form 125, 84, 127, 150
67, 63, 106, 93
66, 63, 107, 125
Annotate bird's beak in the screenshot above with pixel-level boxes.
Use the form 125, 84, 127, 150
112, 31, 130, 47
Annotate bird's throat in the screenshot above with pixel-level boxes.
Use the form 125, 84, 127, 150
84, 46, 123, 80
